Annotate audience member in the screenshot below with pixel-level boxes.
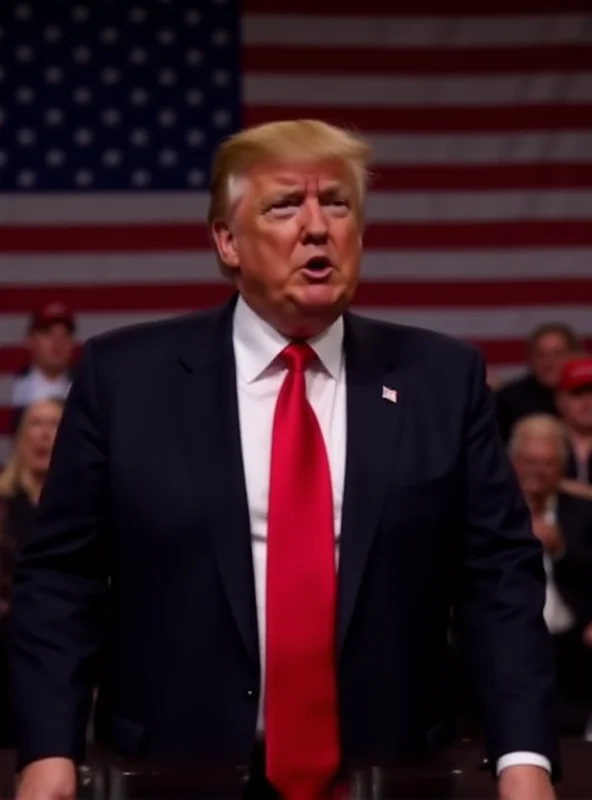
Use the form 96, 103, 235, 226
0, 397, 64, 745
556, 356, 592, 484
495, 323, 581, 443
509, 414, 592, 735
11, 303, 76, 433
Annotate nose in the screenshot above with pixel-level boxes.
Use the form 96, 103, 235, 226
301, 198, 328, 243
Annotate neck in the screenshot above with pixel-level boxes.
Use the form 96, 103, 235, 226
527, 492, 551, 517
22, 471, 45, 505
568, 429, 592, 459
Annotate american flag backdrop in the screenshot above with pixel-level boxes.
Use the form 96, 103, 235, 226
1, 0, 592, 463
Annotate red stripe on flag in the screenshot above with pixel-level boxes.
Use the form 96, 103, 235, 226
245, 45, 592, 75
244, 104, 592, 133
2, 221, 592, 254
245, 0, 592, 13
372, 164, 592, 191
0, 279, 591, 313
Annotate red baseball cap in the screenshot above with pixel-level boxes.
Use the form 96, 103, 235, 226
29, 302, 76, 333
560, 356, 592, 392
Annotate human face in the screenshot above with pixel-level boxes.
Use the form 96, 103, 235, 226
530, 332, 573, 389
511, 438, 563, 501
557, 387, 592, 433
29, 322, 75, 377
212, 161, 362, 338
19, 400, 63, 476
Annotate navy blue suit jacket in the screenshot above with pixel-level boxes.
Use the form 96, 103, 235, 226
9, 296, 560, 776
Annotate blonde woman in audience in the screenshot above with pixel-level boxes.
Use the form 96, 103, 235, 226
0, 397, 64, 746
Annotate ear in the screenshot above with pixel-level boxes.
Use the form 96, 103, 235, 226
211, 219, 240, 271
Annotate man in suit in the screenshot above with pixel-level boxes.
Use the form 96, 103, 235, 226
11, 120, 558, 800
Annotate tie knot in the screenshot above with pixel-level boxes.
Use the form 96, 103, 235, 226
280, 342, 316, 373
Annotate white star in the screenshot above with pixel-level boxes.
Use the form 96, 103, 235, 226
131, 169, 151, 187
211, 29, 229, 46
185, 49, 202, 66
73, 87, 92, 105
15, 45, 34, 62
72, 6, 90, 22
158, 29, 176, 45
45, 66, 63, 84
158, 109, 176, 127
75, 169, 94, 187
100, 27, 119, 44
159, 149, 178, 167
213, 109, 231, 127
130, 88, 149, 106
15, 4, 33, 20
212, 69, 230, 87
102, 68, 121, 85
103, 108, 121, 126
158, 68, 177, 86
187, 169, 204, 186
74, 128, 93, 146
129, 7, 147, 23
130, 129, 149, 146
103, 149, 122, 167
46, 149, 65, 167
18, 170, 36, 188
186, 11, 201, 25
72, 46, 92, 64
129, 48, 147, 65
16, 86, 35, 104
46, 107, 64, 125
17, 128, 36, 145
186, 89, 203, 106
44, 25, 62, 43
187, 129, 204, 146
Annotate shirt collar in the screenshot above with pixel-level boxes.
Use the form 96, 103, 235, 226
232, 294, 344, 383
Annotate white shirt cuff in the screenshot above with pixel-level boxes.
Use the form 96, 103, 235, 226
496, 752, 552, 776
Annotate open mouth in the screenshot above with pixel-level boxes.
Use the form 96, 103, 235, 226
301, 256, 333, 280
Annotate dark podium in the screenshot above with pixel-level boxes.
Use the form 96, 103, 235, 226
2, 739, 591, 799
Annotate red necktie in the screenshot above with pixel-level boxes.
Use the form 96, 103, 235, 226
265, 343, 342, 800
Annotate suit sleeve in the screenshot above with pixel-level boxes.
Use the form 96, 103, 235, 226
455, 349, 560, 779
9, 341, 109, 770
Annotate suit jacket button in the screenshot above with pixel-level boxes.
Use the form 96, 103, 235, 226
246, 689, 255, 698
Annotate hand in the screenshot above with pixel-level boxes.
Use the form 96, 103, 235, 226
498, 765, 555, 800
16, 758, 77, 800
583, 622, 592, 648
531, 518, 563, 557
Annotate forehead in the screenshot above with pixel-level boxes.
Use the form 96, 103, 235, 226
518, 438, 561, 458
246, 160, 353, 194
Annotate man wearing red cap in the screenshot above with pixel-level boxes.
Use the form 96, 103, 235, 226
557, 356, 592, 485
11, 304, 77, 427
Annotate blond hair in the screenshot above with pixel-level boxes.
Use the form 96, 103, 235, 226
509, 413, 568, 462
0, 397, 64, 500
208, 119, 373, 226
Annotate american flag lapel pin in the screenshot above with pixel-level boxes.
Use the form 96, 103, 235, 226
381, 385, 398, 404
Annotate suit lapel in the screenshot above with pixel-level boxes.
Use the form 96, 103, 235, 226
174, 297, 260, 674
337, 314, 406, 655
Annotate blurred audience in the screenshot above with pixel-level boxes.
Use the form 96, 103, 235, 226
556, 356, 592, 485
495, 323, 581, 443
11, 303, 76, 434
509, 414, 592, 735
0, 397, 64, 745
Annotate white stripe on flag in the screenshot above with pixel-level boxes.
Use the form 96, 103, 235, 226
1, 307, 592, 347
2, 249, 592, 284
243, 13, 592, 47
4, 190, 592, 224
244, 73, 592, 107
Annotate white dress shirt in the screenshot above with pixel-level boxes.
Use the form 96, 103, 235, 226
232, 296, 550, 776
11, 366, 71, 408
